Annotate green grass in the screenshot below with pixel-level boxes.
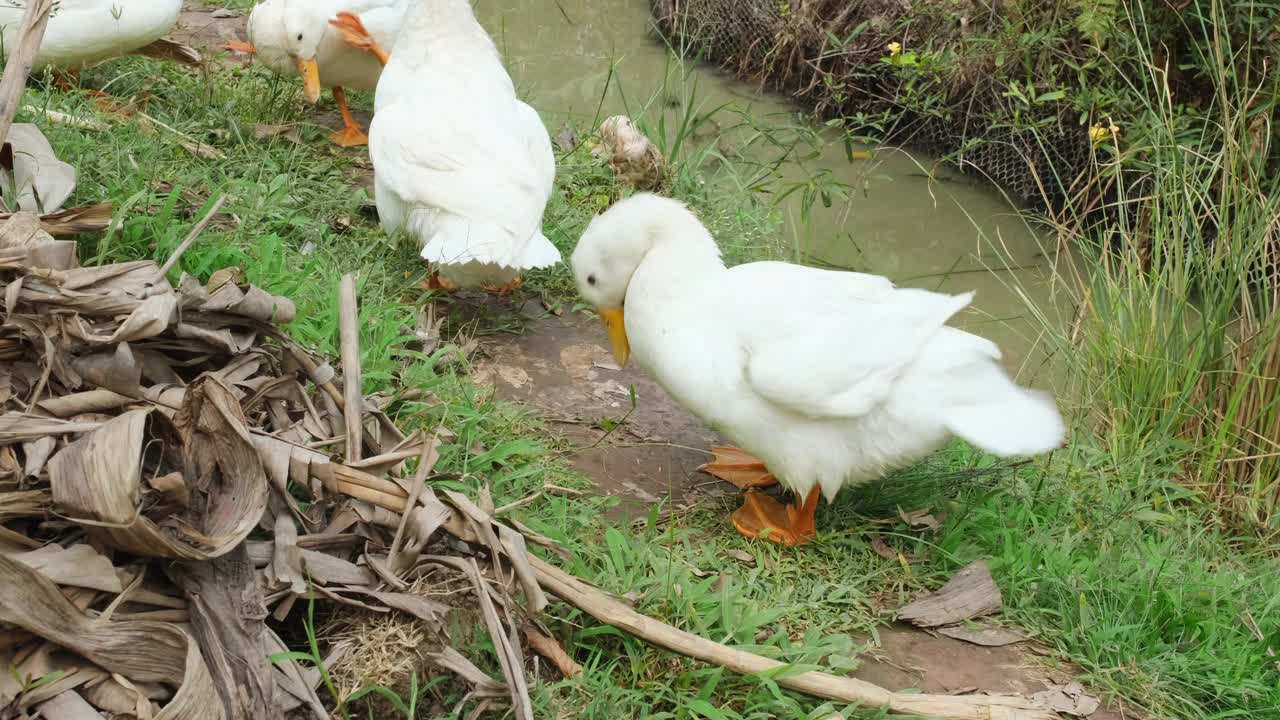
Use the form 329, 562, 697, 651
16, 28, 1279, 720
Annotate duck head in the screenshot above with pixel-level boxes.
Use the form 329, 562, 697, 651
282, 2, 328, 103
571, 193, 712, 367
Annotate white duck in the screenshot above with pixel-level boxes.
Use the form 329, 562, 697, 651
571, 194, 1066, 545
0, 0, 195, 81
240, 0, 404, 146
367, 0, 558, 291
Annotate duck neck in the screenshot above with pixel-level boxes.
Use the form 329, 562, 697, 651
630, 223, 726, 299
391, 0, 498, 62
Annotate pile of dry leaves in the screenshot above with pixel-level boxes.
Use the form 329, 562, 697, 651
0, 213, 563, 720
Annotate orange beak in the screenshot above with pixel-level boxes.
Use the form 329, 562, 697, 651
295, 56, 321, 103
598, 307, 629, 367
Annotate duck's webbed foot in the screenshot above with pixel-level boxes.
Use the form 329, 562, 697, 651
732, 487, 820, 546
699, 446, 778, 489
329, 12, 390, 65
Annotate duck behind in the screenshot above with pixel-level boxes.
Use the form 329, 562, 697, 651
368, 0, 558, 290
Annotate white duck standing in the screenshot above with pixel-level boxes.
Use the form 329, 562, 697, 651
240, 0, 404, 146
572, 194, 1066, 545
0, 0, 195, 84
364, 0, 559, 291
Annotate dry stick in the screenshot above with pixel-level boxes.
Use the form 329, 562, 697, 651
386, 437, 437, 572
0, 0, 52, 143
464, 559, 534, 720
338, 274, 363, 462
528, 555, 1058, 720
157, 194, 228, 276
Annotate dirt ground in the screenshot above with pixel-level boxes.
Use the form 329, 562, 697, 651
168, 5, 1131, 715
470, 309, 729, 511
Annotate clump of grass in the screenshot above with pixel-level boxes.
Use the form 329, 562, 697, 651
1035, 1, 1280, 533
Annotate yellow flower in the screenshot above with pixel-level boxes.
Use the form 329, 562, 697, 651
1088, 124, 1110, 144
886, 42, 902, 57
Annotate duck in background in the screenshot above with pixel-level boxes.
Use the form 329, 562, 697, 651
364, 0, 558, 292
0, 0, 198, 90
235, 0, 404, 146
571, 193, 1066, 546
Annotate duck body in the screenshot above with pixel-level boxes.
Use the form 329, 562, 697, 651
572, 194, 1065, 543
627, 253, 1059, 501
0, 0, 183, 71
370, 0, 558, 288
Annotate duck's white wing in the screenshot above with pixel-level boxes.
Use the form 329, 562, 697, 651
728, 262, 985, 419
370, 94, 549, 242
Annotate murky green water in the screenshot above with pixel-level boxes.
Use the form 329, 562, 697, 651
480, 0, 1060, 381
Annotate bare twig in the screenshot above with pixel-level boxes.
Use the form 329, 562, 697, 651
464, 559, 533, 720
158, 194, 227, 276
387, 434, 440, 572
338, 274, 363, 462
0, 0, 52, 143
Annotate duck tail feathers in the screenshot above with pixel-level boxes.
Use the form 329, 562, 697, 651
417, 218, 561, 270
941, 362, 1066, 457
519, 232, 562, 269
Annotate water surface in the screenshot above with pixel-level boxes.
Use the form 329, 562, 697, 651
479, 0, 1061, 381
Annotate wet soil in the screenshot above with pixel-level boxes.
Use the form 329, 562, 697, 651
470, 306, 731, 513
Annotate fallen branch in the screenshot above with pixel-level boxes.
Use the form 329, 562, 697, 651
526, 555, 1057, 720
158, 194, 227, 276
338, 274, 363, 462
0, 0, 53, 143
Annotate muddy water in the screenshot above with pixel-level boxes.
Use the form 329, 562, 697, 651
479, 0, 1059, 381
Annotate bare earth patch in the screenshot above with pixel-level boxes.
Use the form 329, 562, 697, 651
473, 311, 729, 513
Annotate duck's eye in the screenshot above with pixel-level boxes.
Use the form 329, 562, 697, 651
587, 274, 597, 286
296, 33, 304, 41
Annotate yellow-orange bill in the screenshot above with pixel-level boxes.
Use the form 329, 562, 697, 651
296, 57, 321, 103
598, 306, 629, 367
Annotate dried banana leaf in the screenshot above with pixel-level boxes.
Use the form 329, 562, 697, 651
0, 554, 224, 719
48, 377, 268, 560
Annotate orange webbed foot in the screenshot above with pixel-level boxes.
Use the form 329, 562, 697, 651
420, 272, 459, 292
328, 124, 369, 147
699, 446, 778, 490
222, 40, 257, 55
482, 276, 523, 296
329, 12, 390, 65
731, 488, 819, 546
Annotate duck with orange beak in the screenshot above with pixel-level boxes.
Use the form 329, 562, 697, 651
241, 0, 404, 147
571, 194, 1066, 546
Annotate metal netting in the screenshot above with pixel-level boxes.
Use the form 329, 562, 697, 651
648, 0, 1095, 213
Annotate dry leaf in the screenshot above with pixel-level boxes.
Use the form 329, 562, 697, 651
7, 542, 122, 592
898, 560, 1002, 628
1030, 681, 1101, 717
254, 124, 303, 145
898, 507, 941, 531
0, 554, 224, 719
2, 124, 75, 213
937, 622, 1029, 647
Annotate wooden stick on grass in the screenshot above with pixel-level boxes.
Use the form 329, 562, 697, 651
158, 194, 227, 276
527, 554, 1058, 720
338, 274, 363, 462
0, 0, 52, 143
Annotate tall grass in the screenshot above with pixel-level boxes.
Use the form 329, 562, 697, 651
1037, 0, 1280, 532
